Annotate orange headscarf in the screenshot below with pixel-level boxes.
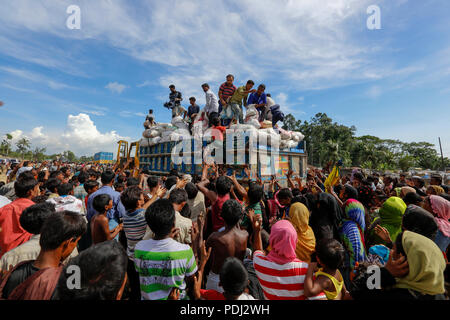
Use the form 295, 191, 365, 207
288, 203, 316, 262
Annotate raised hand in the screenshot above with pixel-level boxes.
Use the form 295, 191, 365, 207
374, 225, 392, 243
385, 250, 409, 278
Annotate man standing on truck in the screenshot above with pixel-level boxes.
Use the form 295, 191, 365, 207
165, 84, 184, 118
227, 80, 256, 124
218, 75, 237, 126
202, 83, 219, 124
247, 84, 267, 122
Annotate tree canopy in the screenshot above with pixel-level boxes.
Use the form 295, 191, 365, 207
282, 113, 449, 171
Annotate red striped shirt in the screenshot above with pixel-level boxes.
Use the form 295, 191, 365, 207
253, 251, 326, 300
219, 83, 236, 101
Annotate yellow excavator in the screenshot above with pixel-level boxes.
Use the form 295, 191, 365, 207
116, 140, 140, 178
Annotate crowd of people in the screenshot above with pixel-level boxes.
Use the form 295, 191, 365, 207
0, 156, 449, 301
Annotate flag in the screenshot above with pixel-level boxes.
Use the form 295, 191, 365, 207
324, 164, 340, 193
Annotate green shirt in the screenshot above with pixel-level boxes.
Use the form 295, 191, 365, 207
229, 85, 249, 106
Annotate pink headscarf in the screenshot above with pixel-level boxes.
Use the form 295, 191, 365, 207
430, 195, 450, 237
267, 220, 299, 265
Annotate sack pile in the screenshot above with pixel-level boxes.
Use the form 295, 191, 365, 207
278, 128, 304, 150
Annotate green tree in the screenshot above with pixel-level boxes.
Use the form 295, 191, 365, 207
398, 155, 415, 172
32, 147, 47, 162
16, 138, 31, 160
0, 133, 13, 156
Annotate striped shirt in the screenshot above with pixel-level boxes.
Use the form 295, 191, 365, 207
123, 209, 147, 258
253, 251, 326, 300
218, 82, 236, 102
134, 238, 197, 300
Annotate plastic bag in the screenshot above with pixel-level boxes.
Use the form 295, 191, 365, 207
246, 118, 261, 129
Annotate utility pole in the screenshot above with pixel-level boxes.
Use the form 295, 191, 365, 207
438, 137, 444, 171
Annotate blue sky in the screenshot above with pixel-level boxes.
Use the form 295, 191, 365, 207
0, 0, 449, 157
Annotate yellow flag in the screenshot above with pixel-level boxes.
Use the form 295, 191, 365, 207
324, 165, 340, 193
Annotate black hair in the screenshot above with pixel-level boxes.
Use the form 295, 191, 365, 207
87, 169, 99, 179
93, 194, 112, 214
415, 178, 425, 188
247, 183, 263, 205
316, 238, 345, 270
220, 257, 248, 296
45, 178, 61, 193
440, 193, 450, 201
37, 171, 47, 183
101, 170, 116, 185
77, 172, 87, 184
169, 188, 188, 205
278, 188, 293, 200
50, 170, 63, 179
117, 175, 127, 184
403, 192, 423, 206
258, 84, 266, 90
121, 185, 142, 211
0, 181, 5, 188
216, 176, 232, 196
145, 199, 175, 238
39, 210, 87, 251
14, 175, 38, 198
169, 84, 175, 89
201, 83, 210, 89
84, 180, 99, 193
189, 97, 196, 101
185, 182, 198, 200
246, 80, 255, 85
402, 206, 438, 240
353, 172, 364, 182
32, 195, 49, 203
61, 167, 71, 175
57, 183, 74, 196
55, 240, 127, 300
126, 177, 139, 187
180, 202, 191, 218
431, 175, 442, 185
147, 176, 159, 189
114, 182, 125, 190
344, 184, 358, 200
20, 202, 56, 234
266, 93, 271, 97
211, 117, 220, 126
221, 199, 243, 226
169, 169, 179, 177
226, 74, 234, 79
292, 188, 301, 197
165, 175, 178, 190
261, 229, 270, 251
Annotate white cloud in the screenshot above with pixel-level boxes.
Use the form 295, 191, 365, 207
105, 82, 128, 94
2, 114, 130, 156
366, 86, 382, 99
275, 92, 305, 117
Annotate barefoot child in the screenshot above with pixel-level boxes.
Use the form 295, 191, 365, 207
304, 238, 350, 300
91, 194, 123, 244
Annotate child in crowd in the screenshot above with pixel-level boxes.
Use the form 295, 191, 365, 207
91, 194, 123, 244
304, 239, 350, 300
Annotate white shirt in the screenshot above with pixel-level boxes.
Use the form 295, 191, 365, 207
266, 96, 276, 108
204, 89, 219, 114
0, 195, 11, 209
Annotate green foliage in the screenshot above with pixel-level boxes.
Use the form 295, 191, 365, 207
283, 113, 448, 170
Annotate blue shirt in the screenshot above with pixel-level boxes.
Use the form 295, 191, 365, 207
86, 185, 126, 222
247, 92, 267, 106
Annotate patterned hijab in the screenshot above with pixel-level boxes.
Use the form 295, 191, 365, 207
395, 231, 445, 296
429, 195, 450, 237
267, 220, 299, 265
339, 199, 367, 268
288, 203, 316, 262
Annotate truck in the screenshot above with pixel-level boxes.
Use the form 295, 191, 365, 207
93, 152, 114, 165
135, 135, 308, 187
